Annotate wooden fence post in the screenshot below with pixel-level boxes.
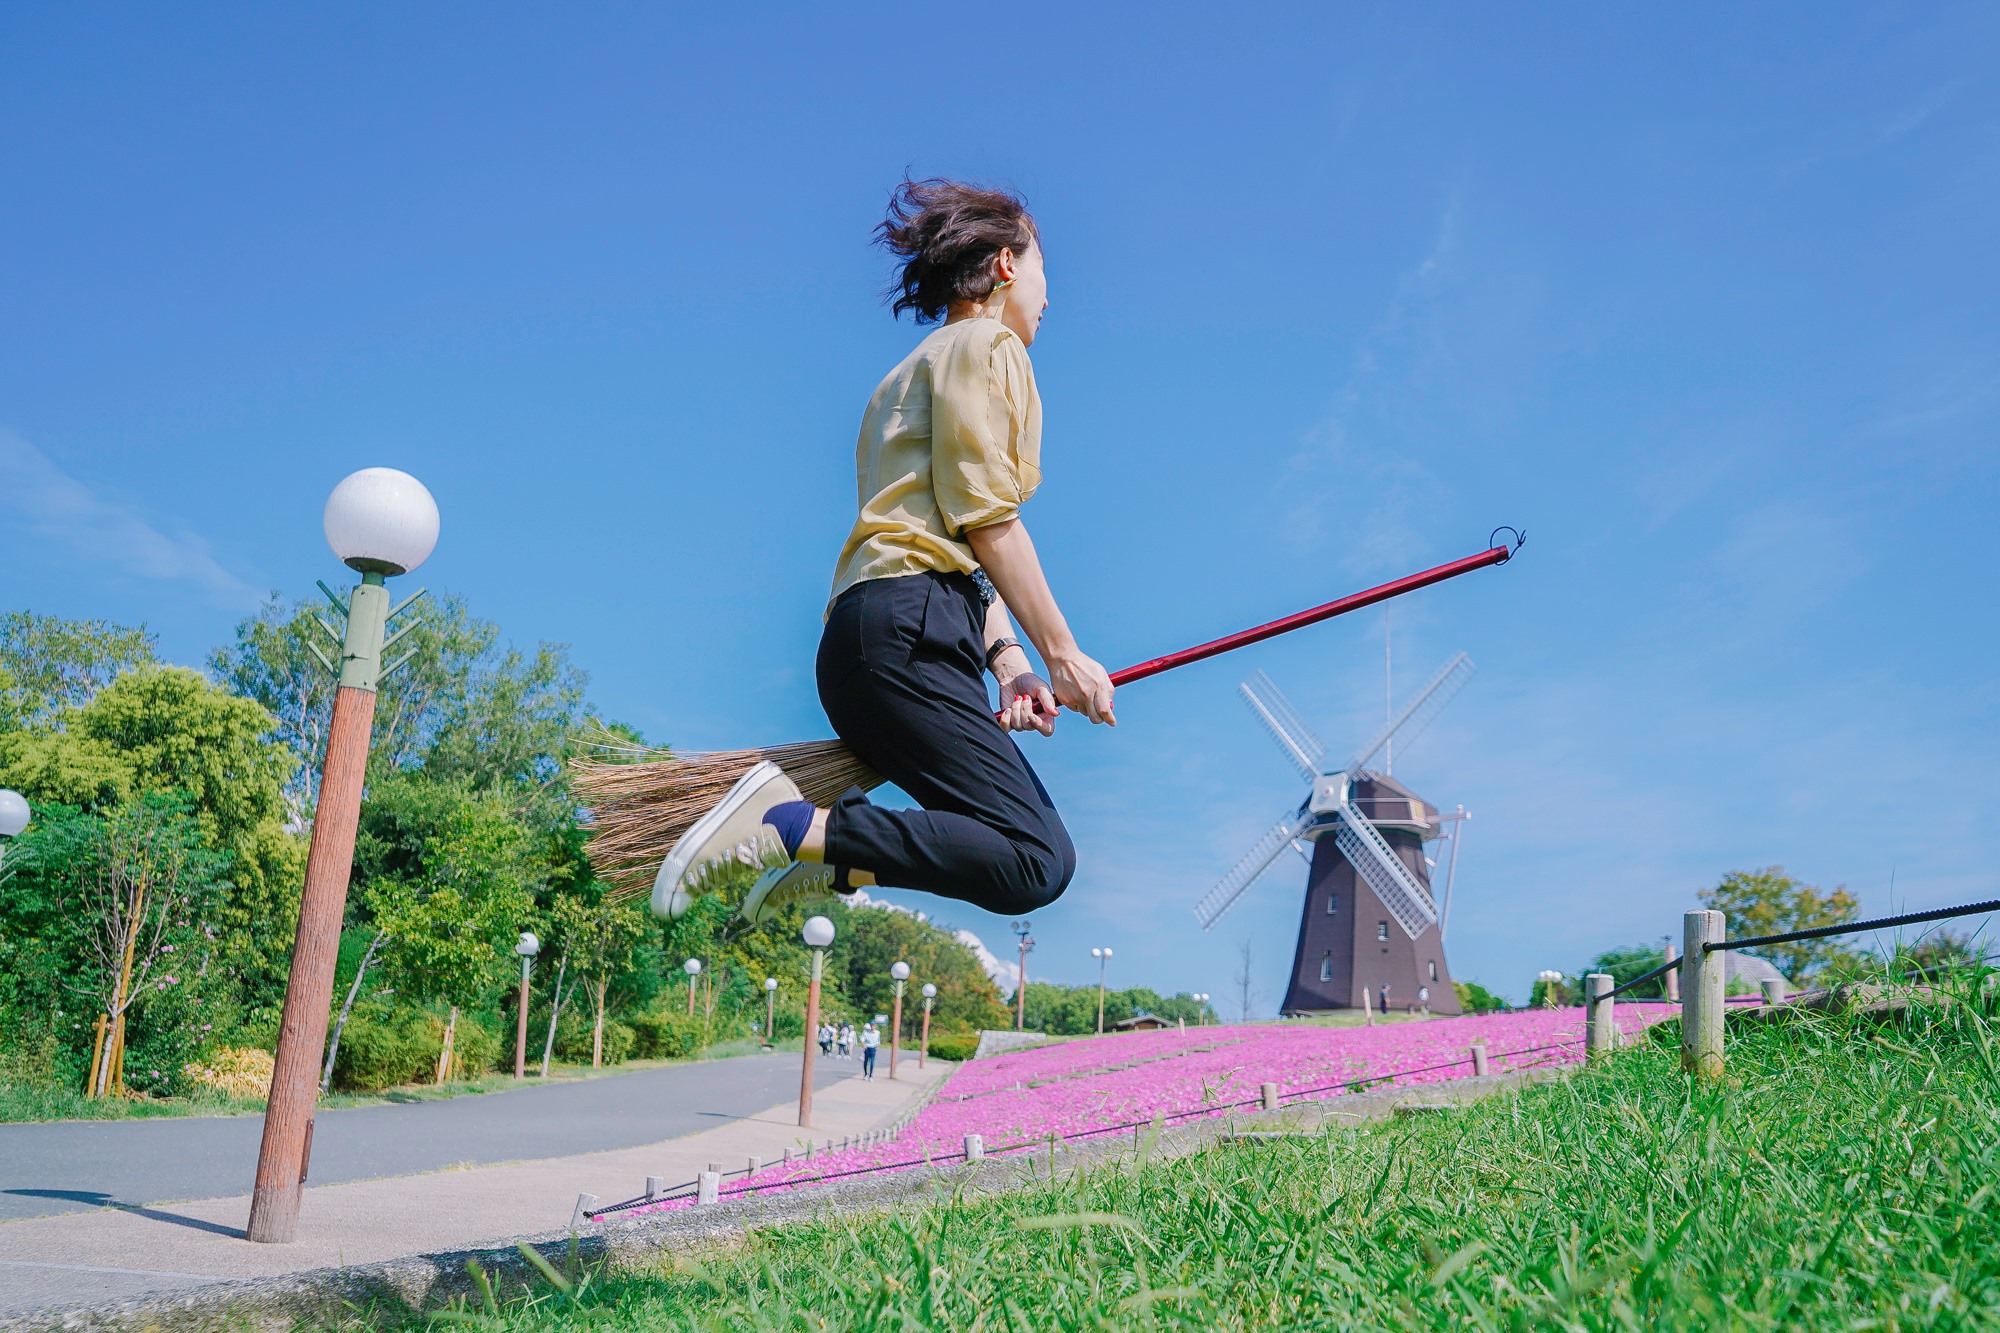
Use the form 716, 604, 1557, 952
1760, 977, 1786, 1006
1470, 1041, 1489, 1076
1681, 909, 1726, 1081
1584, 973, 1615, 1058
644, 1175, 664, 1200
697, 1171, 720, 1206
1260, 1082, 1280, 1112
1663, 942, 1680, 1002
964, 1133, 985, 1162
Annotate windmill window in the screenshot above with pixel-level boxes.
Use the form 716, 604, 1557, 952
1377, 922, 1390, 942
1428, 960, 1438, 983
1318, 957, 1333, 982
1325, 893, 1338, 916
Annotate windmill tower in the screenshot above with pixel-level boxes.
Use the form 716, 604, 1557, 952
1193, 655, 1475, 1016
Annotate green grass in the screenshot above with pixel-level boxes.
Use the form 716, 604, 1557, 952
371, 973, 1999, 1330
0, 1040, 779, 1123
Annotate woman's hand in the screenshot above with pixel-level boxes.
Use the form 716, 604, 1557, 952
997, 670, 1059, 736
1048, 651, 1117, 726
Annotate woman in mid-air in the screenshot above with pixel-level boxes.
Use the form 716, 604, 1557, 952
655, 177, 1116, 926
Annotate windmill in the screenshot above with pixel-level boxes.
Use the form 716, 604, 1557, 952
1193, 654, 1475, 1015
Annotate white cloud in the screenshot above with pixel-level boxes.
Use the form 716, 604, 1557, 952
845, 888, 1026, 992
0, 429, 262, 608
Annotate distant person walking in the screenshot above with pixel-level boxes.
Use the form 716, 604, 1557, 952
860, 1023, 880, 1080
818, 1021, 834, 1056
838, 1022, 855, 1059
653, 177, 1114, 931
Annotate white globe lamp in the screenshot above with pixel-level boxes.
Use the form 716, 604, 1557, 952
515, 932, 540, 958
802, 916, 835, 949
921, 983, 937, 999
0, 789, 29, 839
323, 468, 440, 576
890, 961, 911, 981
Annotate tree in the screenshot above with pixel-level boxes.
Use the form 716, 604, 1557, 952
1454, 980, 1507, 1013
1585, 944, 1669, 999
1700, 867, 1861, 983
550, 892, 647, 1067
49, 795, 229, 1096
0, 612, 155, 728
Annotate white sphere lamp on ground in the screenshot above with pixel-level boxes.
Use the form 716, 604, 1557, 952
323, 467, 440, 576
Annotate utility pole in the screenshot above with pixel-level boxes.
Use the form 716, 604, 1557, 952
1011, 919, 1035, 1031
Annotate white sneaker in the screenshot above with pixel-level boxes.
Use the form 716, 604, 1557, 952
651, 761, 802, 918
740, 861, 841, 927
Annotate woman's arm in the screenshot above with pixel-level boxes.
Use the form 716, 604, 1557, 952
967, 517, 1116, 726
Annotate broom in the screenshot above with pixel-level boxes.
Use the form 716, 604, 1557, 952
576, 532, 1520, 898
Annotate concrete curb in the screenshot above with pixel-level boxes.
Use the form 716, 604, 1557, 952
3, 1069, 1557, 1332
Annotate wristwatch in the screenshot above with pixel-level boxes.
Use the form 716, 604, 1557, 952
984, 636, 1022, 675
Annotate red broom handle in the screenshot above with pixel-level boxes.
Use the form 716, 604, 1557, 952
1002, 537, 1518, 722
1108, 540, 1515, 687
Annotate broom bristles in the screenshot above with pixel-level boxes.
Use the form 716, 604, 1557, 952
572, 733, 882, 900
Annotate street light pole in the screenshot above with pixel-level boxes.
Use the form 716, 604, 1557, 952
763, 976, 778, 1050
513, 933, 539, 1079
888, 961, 910, 1079
249, 468, 438, 1245
1011, 919, 1034, 1031
919, 983, 936, 1069
684, 958, 702, 1016
1092, 947, 1113, 1035
798, 916, 834, 1128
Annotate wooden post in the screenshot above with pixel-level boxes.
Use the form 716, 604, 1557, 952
1362, 986, 1374, 1027
1260, 1082, 1280, 1112
919, 998, 932, 1070
1760, 977, 1786, 1006
644, 1175, 664, 1200
1682, 910, 1726, 1081
1584, 973, 1615, 1059
1663, 941, 1680, 1002
697, 1171, 720, 1206
798, 949, 823, 1127
963, 1133, 985, 1162
1470, 1041, 1489, 1077
86, 1015, 108, 1098
514, 956, 532, 1079
570, 1194, 597, 1230
889, 982, 904, 1080
249, 621, 384, 1242
747, 1155, 762, 1175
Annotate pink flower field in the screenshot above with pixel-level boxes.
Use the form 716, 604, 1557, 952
619, 1006, 1672, 1217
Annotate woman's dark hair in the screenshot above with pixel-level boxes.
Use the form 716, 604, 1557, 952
877, 177, 1038, 324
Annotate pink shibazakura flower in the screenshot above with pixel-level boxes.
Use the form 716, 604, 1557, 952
621, 1007, 1670, 1217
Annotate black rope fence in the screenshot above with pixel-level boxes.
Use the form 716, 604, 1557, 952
1600, 897, 1999, 1002
584, 1036, 1582, 1220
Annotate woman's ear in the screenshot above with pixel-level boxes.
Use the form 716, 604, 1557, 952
993, 247, 1018, 285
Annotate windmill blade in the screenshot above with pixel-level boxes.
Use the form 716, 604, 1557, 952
1331, 785, 1438, 938
1344, 652, 1476, 779
1194, 804, 1314, 931
1239, 671, 1326, 780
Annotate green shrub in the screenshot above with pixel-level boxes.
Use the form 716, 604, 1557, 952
332, 1007, 435, 1091
628, 1003, 707, 1060
927, 1031, 979, 1062
440, 1012, 501, 1079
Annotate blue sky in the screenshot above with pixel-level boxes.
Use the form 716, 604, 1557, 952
3, 5, 1996, 1008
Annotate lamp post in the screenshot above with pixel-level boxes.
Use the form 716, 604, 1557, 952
888, 961, 910, 1079
1091, 947, 1113, 1035
249, 467, 437, 1245
919, 983, 936, 1069
1010, 919, 1034, 1031
1537, 970, 1564, 1009
798, 916, 834, 1127
513, 933, 539, 1079
683, 958, 702, 1016
0, 790, 29, 872
763, 977, 779, 1050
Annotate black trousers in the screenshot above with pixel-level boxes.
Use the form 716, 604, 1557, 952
817, 571, 1076, 916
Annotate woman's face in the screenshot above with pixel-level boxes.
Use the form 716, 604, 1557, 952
997, 240, 1048, 346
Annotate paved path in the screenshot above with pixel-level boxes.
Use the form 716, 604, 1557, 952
0, 1059, 948, 1319
0, 1053, 857, 1222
